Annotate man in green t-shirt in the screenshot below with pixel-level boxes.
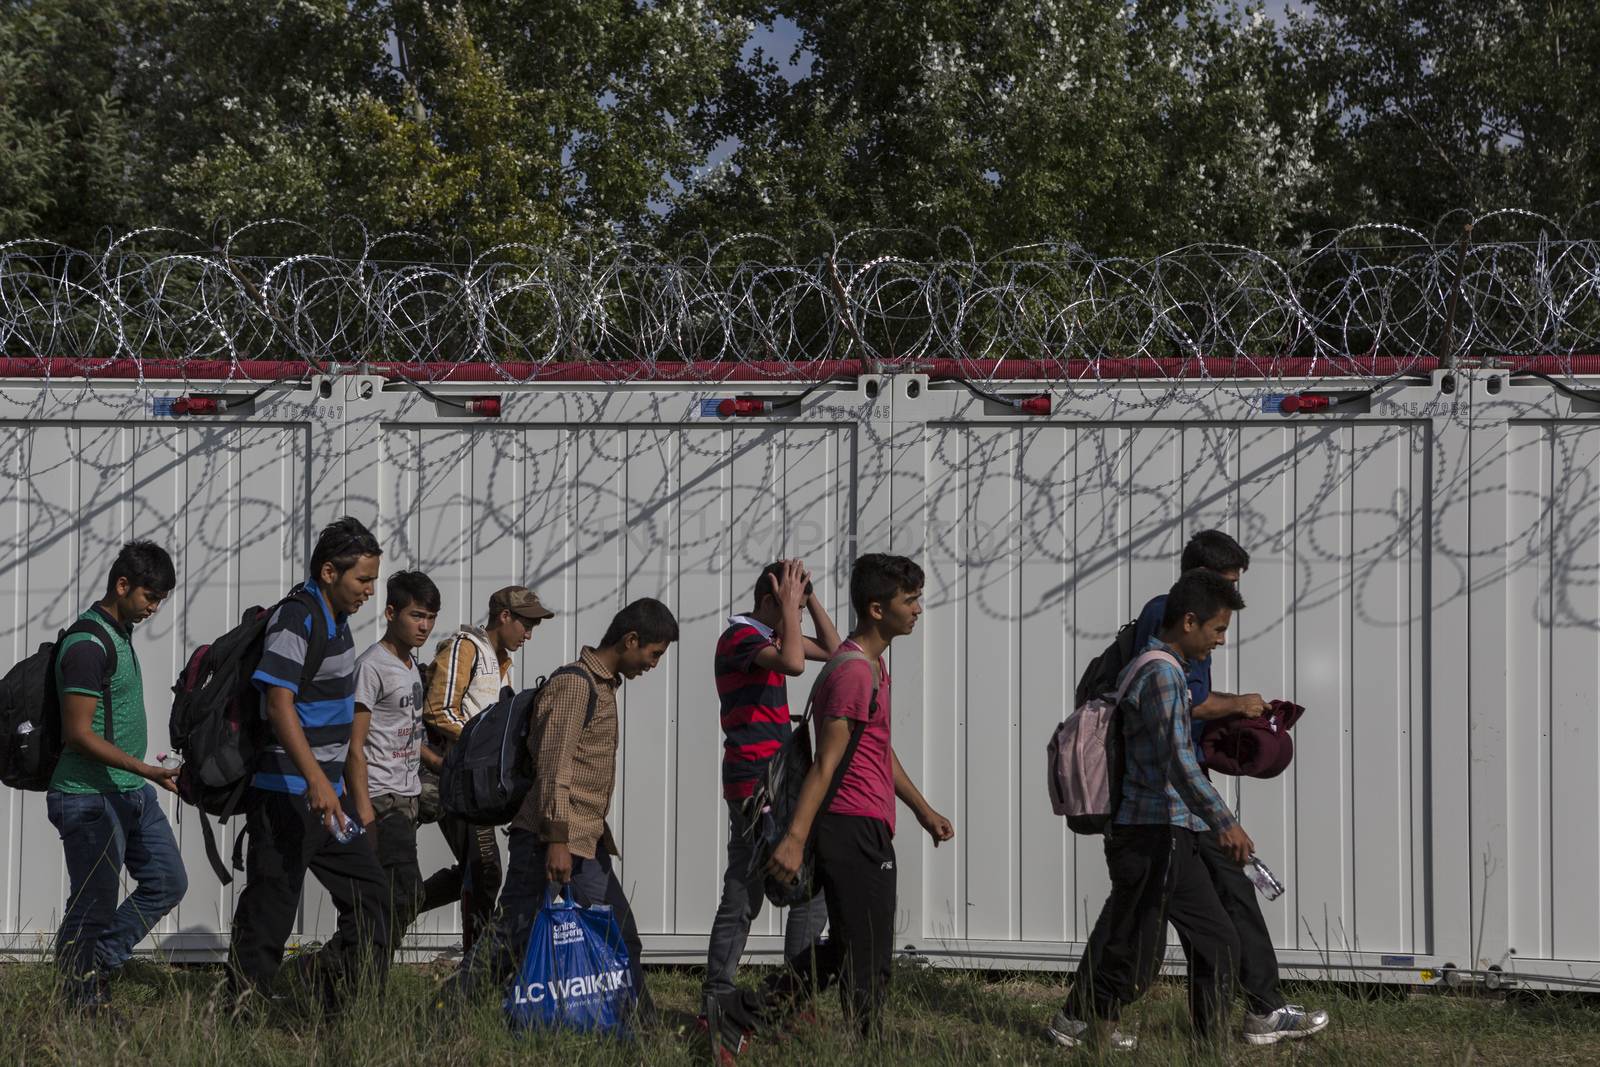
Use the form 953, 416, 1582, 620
48, 541, 185, 1015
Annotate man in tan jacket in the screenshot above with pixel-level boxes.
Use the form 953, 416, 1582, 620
418, 585, 554, 951
442, 597, 678, 1026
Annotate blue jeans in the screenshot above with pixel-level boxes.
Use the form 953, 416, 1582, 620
704, 800, 828, 998
46, 785, 188, 1002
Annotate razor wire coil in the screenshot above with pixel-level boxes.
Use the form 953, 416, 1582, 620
1, 209, 1599, 399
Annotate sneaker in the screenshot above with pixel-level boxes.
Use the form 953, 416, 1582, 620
694, 1014, 746, 1066
1243, 1004, 1330, 1045
1046, 1011, 1137, 1051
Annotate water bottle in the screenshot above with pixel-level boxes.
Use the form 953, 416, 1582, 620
306, 797, 365, 844
1246, 854, 1285, 901
155, 751, 183, 769
330, 814, 365, 845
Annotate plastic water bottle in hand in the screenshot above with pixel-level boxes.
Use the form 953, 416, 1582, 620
329, 811, 364, 845
1245, 854, 1285, 900
305, 796, 364, 844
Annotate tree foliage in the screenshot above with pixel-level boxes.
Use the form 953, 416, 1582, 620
1, 0, 1597, 255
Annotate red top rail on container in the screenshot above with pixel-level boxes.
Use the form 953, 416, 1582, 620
0, 355, 1597, 382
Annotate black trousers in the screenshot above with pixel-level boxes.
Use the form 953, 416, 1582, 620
228, 789, 391, 997
369, 794, 425, 951
419, 814, 502, 950
1196, 829, 1284, 1016
1067, 825, 1239, 1037
776, 813, 896, 1037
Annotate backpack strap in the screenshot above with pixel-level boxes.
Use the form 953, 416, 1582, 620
59, 617, 121, 747
1113, 649, 1184, 706
796, 649, 880, 733
546, 664, 600, 728
804, 649, 882, 841
288, 588, 333, 692
199, 766, 255, 886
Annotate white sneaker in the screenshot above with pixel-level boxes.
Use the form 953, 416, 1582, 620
1243, 1003, 1330, 1045
1046, 1011, 1138, 1051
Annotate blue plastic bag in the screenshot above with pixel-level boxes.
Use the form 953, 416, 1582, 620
504, 886, 636, 1036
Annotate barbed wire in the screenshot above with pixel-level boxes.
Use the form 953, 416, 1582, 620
1, 209, 1598, 397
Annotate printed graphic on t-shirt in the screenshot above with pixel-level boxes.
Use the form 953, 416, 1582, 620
354, 643, 426, 798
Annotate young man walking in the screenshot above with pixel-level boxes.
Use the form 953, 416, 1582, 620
47, 541, 186, 1015
345, 570, 441, 955
419, 585, 554, 951
443, 598, 680, 1024
227, 516, 390, 1010
766, 553, 954, 1038
704, 560, 839, 1010
1131, 530, 1328, 1045
1049, 568, 1253, 1049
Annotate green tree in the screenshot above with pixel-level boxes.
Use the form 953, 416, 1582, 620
153, 0, 750, 249
2, 0, 749, 250
666, 1, 1308, 257
1282, 0, 1600, 233
0, 1, 151, 243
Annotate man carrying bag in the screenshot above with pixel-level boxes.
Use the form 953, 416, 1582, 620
436, 599, 679, 1029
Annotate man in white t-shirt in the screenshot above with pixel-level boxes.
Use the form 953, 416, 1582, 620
345, 570, 441, 949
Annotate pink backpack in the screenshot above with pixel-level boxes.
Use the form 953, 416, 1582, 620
1046, 649, 1181, 834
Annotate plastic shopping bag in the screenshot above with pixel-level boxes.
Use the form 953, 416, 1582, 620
504, 886, 636, 1036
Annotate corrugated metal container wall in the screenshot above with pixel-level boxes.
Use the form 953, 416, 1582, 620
0, 370, 1593, 990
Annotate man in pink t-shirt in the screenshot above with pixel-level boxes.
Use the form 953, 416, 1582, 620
766, 553, 954, 1037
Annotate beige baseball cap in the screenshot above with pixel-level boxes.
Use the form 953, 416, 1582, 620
489, 585, 557, 622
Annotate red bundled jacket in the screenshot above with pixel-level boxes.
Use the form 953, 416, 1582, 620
1201, 700, 1305, 779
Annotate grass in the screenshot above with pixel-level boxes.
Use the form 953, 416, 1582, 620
4, 957, 1600, 1066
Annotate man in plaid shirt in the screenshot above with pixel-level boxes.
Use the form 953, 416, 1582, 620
1049, 569, 1255, 1051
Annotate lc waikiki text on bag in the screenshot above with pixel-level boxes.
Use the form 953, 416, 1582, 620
505, 887, 636, 1036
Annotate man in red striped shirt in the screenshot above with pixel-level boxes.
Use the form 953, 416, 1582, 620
704, 560, 840, 1012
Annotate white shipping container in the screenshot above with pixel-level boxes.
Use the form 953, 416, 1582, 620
0, 369, 1594, 993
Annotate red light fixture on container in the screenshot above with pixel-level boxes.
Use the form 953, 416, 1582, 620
464, 395, 502, 417
950, 377, 1053, 416
171, 395, 227, 416
1269, 390, 1370, 416
719, 397, 774, 417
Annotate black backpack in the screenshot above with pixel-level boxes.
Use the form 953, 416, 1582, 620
168, 589, 329, 883
744, 650, 880, 909
439, 665, 598, 826
1073, 618, 1140, 708
0, 618, 118, 791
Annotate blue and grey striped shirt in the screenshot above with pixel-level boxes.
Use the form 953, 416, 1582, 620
251, 582, 358, 796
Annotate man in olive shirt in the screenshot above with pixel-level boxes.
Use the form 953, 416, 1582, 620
444, 598, 678, 1023
48, 541, 185, 1015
